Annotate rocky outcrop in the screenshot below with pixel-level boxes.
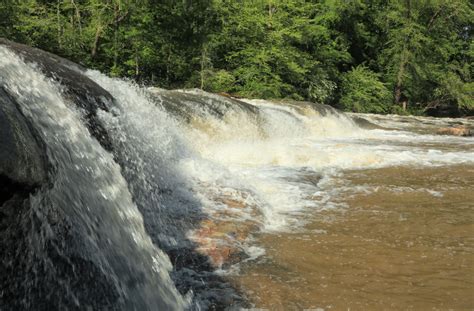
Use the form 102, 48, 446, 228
0, 86, 48, 308
0, 38, 114, 149
0, 40, 125, 310
0, 88, 120, 310
1, 40, 187, 310
0, 86, 47, 199
148, 87, 259, 123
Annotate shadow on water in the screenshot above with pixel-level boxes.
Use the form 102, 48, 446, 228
0, 39, 244, 310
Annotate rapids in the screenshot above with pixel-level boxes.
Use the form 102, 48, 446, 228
1, 40, 473, 309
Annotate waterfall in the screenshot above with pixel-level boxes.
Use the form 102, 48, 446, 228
1, 41, 473, 310
0, 46, 187, 310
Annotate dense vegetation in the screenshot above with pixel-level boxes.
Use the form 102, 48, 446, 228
1, 0, 472, 114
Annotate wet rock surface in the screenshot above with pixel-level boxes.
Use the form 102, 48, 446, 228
0, 38, 114, 149
350, 115, 385, 130
1, 41, 188, 310
436, 126, 472, 136
0, 86, 47, 193
148, 87, 259, 123
0, 40, 126, 310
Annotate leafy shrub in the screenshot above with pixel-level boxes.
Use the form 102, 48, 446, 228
434, 72, 474, 110
205, 70, 236, 93
340, 65, 391, 113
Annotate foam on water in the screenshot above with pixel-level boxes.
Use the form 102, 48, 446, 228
170, 96, 474, 233
142, 90, 474, 236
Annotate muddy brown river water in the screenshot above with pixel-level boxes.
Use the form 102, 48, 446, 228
232, 165, 474, 309
178, 101, 474, 310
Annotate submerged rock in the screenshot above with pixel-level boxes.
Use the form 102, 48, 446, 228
190, 194, 262, 269
148, 87, 259, 123
436, 126, 472, 137
350, 115, 385, 130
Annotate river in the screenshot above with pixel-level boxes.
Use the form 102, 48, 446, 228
1, 41, 472, 309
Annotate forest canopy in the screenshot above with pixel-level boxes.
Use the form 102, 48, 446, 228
0, 0, 472, 115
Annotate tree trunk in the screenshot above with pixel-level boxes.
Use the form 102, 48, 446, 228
394, 84, 402, 105
57, 0, 62, 48
135, 49, 139, 77
394, 0, 411, 107
91, 25, 102, 58
200, 45, 207, 90
394, 49, 408, 106
113, 3, 119, 69
166, 48, 171, 85
70, 0, 82, 36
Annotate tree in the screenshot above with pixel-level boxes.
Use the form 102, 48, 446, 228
208, 0, 349, 101
378, 0, 473, 112
0, 0, 471, 115
340, 65, 391, 113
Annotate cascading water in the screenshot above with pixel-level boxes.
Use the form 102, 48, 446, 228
137, 88, 473, 233
1, 41, 473, 310
0, 46, 187, 310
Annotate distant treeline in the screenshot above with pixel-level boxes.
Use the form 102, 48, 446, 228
1, 0, 472, 114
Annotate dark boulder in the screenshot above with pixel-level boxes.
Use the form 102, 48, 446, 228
424, 101, 474, 118
0, 86, 47, 201
0, 38, 113, 149
0, 43, 123, 310
0, 41, 166, 310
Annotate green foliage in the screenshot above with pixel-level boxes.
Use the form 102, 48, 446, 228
204, 70, 236, 93
0, 0, 472, 115
0, 0, 19, 39
204, 0, 351, 102
340, 65, 391, 113
434, 72, 474, 110
376, 0, 473, 112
